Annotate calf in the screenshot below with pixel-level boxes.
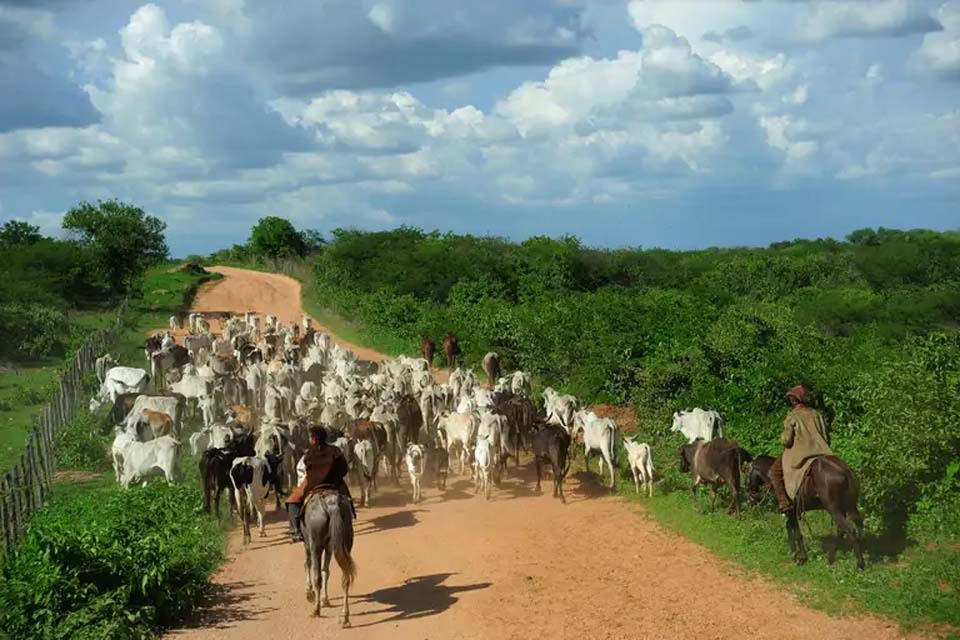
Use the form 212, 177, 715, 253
473, 437, 493, 500
426, 443, 449, 491
624, 438, 655, 497
405, 443, 426, 503
230, 456, 272, 544
532, 424, 571, 503
481, 352, 500, 388
442, 333, 459, 369
746, 454, 776, 504
118, 435, 180, 487
131, 409, 175, 441
420, 336, 436, 366
679, 438, 750, 515
200, 434, 255, 519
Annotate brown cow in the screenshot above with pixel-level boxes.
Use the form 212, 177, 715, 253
442, 333, 459, 369
482, 352, 500, 388
421, 336, 436, 366
134, 409, 175, 440
679, 438, 751, 515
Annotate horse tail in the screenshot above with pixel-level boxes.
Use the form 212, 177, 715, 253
328, 496, 357, 589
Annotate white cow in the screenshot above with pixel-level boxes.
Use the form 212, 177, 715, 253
118, 435, 180, 487
89, 367, 150, 412
189, 424, 233, 456
95, 354, 117, 385
624, 438, 655, 497
231, 456, 271, 544
436, 411, 478, 475
199, 394, 217, 428
111, 426, 136, 483
351, 439, 376, 507
670, 408, 724, 444
511, 371, 531, 397
405, 444, 426, 503
473, 437, 493, 499
572, 410, 618, 489
542, 387, 578, 430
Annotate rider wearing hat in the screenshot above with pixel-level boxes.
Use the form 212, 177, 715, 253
285, 425, 352, 542
769, 384, 833, 514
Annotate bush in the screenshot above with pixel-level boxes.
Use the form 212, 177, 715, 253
56, 411, 111, 472
0, 484, 222, 639
0, 303, 68, 358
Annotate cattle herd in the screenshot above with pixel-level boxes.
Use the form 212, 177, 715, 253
92, 308, 828, 611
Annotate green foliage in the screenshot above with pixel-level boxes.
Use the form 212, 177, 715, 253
63, 200, 169, 294
0, 484, 222, 639
0, 303, 68, 358
0, 220, 42, 246
303, 225, 960, 539
248, 216, 306, 260
55, 411, 111, 472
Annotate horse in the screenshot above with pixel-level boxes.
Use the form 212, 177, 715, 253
303, 490, 357, 626
421, 336, 436, 366
746, 454, 775, 504
786, 456, 865, 570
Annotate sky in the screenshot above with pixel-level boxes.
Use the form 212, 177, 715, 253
0, 0, 958, 256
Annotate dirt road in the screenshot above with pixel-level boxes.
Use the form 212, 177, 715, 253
168, 267, 919, 640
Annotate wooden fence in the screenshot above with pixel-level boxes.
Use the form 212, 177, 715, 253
0, 300, 127, 555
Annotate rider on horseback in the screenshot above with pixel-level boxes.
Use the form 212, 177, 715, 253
769, 384, 833, 514
286, 426, 353, 542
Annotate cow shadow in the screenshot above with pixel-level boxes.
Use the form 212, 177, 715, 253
171, 581, 277, 630
353, 573, 491, 627
567, 470, 615, 501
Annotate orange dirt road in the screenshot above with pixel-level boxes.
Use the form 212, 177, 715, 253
166, 267, 923, 640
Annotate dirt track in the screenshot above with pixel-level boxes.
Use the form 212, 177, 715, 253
167, 266, 920, 640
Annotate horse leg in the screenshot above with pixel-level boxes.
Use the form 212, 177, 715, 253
535, 458, 543, 493
691, 478, 701, 512
322, 545, 332, 608
787, 512, 807, 565
830, 508, 865, 570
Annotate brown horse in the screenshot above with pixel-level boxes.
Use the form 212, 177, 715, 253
786, 455, 865, 570
420, 336, 436, 365
442, 333, 459, 369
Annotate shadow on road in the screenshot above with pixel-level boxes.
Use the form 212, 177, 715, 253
357, 509, 422, 535
352, 573, 491, 627
169, 581, 278, 631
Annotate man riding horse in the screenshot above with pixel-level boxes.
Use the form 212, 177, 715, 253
286, 426, 353, 543
769, 384, 833, 514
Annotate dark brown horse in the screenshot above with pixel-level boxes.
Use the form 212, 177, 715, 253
420, 336, 436, 365
442, 333, 459, 369
786, 455, 865, 570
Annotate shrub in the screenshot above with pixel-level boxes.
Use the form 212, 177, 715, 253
0, 484, 222, 639
0, 303, 68, 358
56, 411, 111, 472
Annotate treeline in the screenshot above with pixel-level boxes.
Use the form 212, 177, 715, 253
293, 226, 959, 539
0, 201, 168, 360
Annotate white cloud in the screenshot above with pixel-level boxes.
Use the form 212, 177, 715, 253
759, 114, 819, 162
800, 0, 942, 41
913, 1, 960, 79
930, 165, 960, 178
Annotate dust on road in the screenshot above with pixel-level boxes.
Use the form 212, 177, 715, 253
166, 266, 923, 640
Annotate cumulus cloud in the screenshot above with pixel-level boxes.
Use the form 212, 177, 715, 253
231, 0, 587, 94
913, 1, 960, 80
702, 25, 753, 44
799, 0, 942, 41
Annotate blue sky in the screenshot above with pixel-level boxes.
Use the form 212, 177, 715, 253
0, 0, 958, 256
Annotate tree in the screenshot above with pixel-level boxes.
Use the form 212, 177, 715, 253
0, 220, 42, 246
62, 200, 168, 294
248, 216, 306, 260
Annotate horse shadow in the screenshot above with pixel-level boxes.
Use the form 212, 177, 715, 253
353, 573, 491, 627
356, 509, 422, 536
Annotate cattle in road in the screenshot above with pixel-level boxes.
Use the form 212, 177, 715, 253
532, 424, 571, 503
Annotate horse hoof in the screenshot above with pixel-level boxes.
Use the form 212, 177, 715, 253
341, 618, 351, 628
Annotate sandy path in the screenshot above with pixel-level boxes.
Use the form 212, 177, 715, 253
167, 266, 922, 640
